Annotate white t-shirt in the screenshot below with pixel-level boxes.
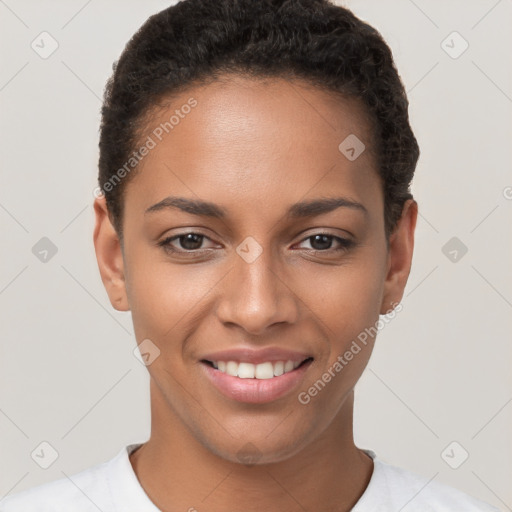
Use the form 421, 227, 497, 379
0, 443, 500, 511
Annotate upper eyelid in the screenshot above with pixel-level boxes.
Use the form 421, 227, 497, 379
159, 232, 215, 249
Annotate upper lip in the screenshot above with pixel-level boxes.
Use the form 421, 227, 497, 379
200, 347, 313, 365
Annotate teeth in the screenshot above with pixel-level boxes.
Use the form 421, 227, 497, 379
226, 361, 238, 377
210, 359, 306, 379
238, 362, 255, 379
273, 361, 284, 376
284, 360, 294, 373
254, 362, 274, 379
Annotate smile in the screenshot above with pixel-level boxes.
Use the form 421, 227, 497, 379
200, 358, 314, 403
202, 359, 313, 379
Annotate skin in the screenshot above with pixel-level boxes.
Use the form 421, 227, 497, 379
93, 75, 417, 512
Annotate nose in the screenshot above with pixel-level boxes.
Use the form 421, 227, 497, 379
215, 244, 299, 336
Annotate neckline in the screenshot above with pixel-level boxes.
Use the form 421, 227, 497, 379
107, 443, 161, 511
114, 443, 379, 511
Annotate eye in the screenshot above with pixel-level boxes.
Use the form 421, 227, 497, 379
295, 233, 355, 253
158, 232, 218, 253
157, 231, 355, 257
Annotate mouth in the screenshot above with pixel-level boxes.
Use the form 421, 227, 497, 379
200, 357, 314, 379
199, 357, 314, 404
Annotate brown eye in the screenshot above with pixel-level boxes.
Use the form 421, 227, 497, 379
158, 232, 217, 253
297, 233, 354, 253
174, 233, 204, 251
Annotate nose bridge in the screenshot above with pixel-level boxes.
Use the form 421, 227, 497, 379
216, 236, 298, 334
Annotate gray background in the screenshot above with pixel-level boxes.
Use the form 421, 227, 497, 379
1, 0, 511, 509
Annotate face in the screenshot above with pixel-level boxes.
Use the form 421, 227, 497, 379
94, 75, 416, 464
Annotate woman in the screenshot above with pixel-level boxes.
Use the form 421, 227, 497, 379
1, 0, 499, 510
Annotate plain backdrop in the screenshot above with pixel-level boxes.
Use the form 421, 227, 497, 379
1, 0, 511, 510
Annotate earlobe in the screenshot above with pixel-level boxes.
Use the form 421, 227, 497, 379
93, 196, 130, 312
379, 199, 418, 315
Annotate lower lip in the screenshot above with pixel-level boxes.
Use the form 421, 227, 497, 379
200, 360, 313, 404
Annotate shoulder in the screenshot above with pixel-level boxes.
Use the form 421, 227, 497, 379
354, 451, 500, 512
0, 457, 111, 512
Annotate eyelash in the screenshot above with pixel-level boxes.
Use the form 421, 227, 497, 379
157, 231, 355, 256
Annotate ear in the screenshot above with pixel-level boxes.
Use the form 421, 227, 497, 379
93, 195, 130, 311
380, 199, 418, 315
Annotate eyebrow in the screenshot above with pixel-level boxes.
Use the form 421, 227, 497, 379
144, 195, 368, 219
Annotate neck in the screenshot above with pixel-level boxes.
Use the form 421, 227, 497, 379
130, 380, 373, 512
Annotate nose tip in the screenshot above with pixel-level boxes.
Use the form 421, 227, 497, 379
216, 250, 299, 334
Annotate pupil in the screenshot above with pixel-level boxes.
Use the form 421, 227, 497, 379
311, 234, 331, 250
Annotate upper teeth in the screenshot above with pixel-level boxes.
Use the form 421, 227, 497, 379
212, 360, 303, 379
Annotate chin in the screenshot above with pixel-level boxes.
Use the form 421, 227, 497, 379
200, 428, 312, 467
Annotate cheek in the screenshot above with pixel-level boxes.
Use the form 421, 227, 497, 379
293, 265, 384, 418
125, 249, 218, 351
124, 254, 213, 410
294, 253, 386, 386
297, 256, 386, 338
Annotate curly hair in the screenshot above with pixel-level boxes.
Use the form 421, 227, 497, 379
98, 0, 419, 243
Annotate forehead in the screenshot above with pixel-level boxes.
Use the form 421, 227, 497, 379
125, 75, 381, 223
